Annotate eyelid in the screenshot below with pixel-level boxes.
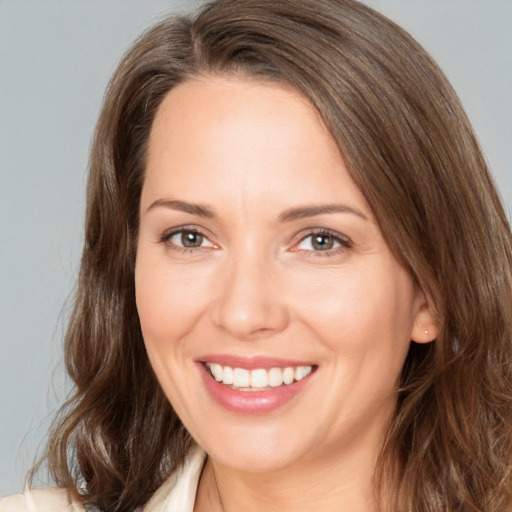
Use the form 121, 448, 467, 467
158, 225, 352, 256
291, 228, 353, 254
159, 225, 217, 250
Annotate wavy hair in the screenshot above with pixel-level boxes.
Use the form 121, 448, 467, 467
41, 1, 512, 511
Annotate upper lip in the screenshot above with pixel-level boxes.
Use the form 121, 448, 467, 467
197, 354, 316, 370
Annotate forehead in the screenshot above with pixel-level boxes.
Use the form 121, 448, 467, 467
148, 75, 331, 163
142, 75, 370, 217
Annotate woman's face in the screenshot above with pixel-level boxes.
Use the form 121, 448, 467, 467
136, 76, 433, 472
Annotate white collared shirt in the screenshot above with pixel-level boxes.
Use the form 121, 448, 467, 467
0, 446, 207, 512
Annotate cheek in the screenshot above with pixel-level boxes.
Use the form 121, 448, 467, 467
134, 260, 208, 418
289, 263, 416, 357
135, 261, 210, 352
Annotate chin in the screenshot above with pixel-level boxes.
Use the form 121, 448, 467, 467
193, 418, 319, 473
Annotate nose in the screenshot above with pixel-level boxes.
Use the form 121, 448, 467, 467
209, 253, 290, 341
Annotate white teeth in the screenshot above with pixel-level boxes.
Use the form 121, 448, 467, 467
268, 368, 283, 387
212, 363, 223, 382
223, 366, 233, 385
233, 368, 250, 388
283, 367, 295, 385
205, 363, 314, 390
250, 369, 268, 388
295, 365, 312, 381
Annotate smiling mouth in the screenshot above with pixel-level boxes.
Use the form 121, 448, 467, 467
204, 362, 316, 391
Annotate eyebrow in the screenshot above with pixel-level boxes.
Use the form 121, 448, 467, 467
146, 199, 368, 222
146, 199, 216, 218
278, 204, 368, 222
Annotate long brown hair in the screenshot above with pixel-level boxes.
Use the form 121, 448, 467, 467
42, 1, 512, 510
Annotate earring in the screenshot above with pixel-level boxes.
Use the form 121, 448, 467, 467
424, 328, 429, 335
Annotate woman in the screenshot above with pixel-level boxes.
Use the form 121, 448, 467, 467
2, 0, 511, 511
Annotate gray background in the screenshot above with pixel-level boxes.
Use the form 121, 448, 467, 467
1, 0, 511, 496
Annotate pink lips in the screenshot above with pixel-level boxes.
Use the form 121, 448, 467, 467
196, 355, 316, 415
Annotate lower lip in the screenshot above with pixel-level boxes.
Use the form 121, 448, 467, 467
198, 363, 314, 414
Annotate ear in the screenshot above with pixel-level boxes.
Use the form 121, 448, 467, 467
410, 291, 438, 343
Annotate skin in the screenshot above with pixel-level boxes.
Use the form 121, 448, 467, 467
135, 76, 436, 512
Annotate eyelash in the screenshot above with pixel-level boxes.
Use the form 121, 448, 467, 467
293, 229, 353, 258
159, 227, 353, 257
160, 226, 214, 254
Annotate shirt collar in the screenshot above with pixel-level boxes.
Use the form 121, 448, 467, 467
143, 444, 207, 512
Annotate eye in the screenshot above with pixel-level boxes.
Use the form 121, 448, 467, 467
300, 233, 339, 251
173, 230, 205, 248
161, 228, 216, 251
294, 230, 352, 255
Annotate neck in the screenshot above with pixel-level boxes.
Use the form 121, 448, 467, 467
194, 440, 388, 512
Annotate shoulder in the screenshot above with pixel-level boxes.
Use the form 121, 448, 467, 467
0, 487, 85, 512
1, 446, 206, 512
